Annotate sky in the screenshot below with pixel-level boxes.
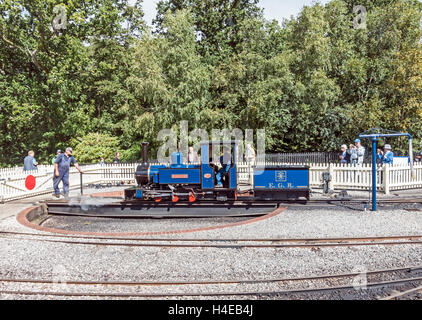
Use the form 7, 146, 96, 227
139, 0, 332, 26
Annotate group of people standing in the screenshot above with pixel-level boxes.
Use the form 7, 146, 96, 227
339, 139, 396, 165
24, 148, 83, 198
100, 152, 121, 165
339, 139, 366, 164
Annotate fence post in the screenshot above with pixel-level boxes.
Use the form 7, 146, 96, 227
0, 179, 4, 204
384, 164, 390, 195
80, 172, 83, 195
248, 160, 254, 186
328, 164, 335, 190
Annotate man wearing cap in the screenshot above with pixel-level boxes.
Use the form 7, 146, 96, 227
53, 147, 83, 198
377, 145, 394, 164
354, 139, 365, 164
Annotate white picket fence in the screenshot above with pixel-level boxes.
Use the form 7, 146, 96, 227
0, 164, 138, 202
305, 163, 422, 194
1, 162, 421, 202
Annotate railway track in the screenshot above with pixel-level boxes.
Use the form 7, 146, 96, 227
379, 285, 422, 300
39, 196, 422, 219
0, 230, 421, 248
1, 230, 422, 242
10, 195, 422, 206
9, 196, 422, 220
41, 197, 422, 206
6, 196, 422, 299
45, 200, 281, 218
4, 194, 422, 301
0, 266, 421, 299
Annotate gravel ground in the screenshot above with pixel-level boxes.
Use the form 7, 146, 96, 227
3, 201, 422, 239
0, 241, 421, 300
29, 204, 422, 237
0, 234, 421, 283
1, 278, 421, 300
1, 188, 421, 300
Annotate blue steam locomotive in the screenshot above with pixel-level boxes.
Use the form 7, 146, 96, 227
124, 141, 310, 202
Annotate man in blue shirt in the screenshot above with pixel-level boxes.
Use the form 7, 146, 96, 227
53, 147, 84, 198
23, 151, 38, 171
377, 144, 394, 164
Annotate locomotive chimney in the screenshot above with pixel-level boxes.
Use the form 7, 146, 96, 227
141, 142, 149, 164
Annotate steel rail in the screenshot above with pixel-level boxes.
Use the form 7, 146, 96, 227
1, 274, 422, 298
379, 285, 422, 300
42, 212, 263, 219
44, 197, 422, 206
8, 196, 422, 206
42, 197, 422, 219
0, 230, 421, 243
1, 234, 422, 248
45, 210, 266, 219
0, 266, 419, 287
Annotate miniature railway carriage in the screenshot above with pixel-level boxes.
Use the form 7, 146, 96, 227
124, 141, 310, 202
253, 165, 310, 200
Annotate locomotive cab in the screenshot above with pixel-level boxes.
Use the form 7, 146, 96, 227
200, 141, 237, 191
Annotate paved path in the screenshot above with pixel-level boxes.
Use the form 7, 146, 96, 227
0, 187, 124, 220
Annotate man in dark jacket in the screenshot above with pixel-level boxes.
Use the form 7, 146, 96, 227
113, 152, 121, 163
339, 145, 350, 164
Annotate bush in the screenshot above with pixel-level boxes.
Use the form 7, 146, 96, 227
120, 145, 142, 162
72, 133, 120, 164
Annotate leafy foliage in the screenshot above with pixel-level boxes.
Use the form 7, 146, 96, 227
0, 0, 421, 165
72, 133, 120, 164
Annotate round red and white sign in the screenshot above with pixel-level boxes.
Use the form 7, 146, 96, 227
25, 175, 36, 190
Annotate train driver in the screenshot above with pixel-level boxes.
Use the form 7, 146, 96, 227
216, 147, 232, 188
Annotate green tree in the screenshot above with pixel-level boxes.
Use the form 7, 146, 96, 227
0, 0, 144, 165
72, 133, 120, 164
125, 9, 213, 157
154, 0, 263, 62
1, 0, 421, 166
